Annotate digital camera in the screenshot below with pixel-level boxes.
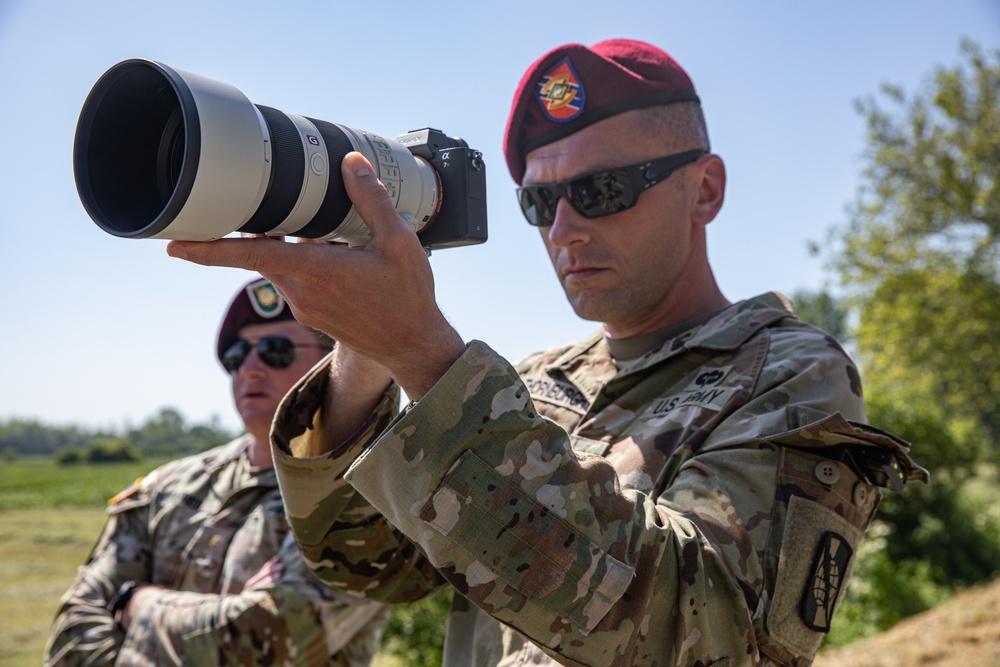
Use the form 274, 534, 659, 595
73, 59, 488, 249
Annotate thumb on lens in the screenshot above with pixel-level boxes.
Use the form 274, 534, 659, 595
341, 152, 408, 241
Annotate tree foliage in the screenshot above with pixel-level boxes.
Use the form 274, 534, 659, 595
0, 419, 91, 457
379, 588, 453, 667
789, 288, 852, 346
830, 39, 1000, 438
0, 408, 235, 458
817, 40, 1000, 646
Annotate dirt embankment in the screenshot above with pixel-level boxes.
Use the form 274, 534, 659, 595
813, 578, 1000, 667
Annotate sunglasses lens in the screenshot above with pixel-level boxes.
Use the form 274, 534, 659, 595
518, 168, 640, 225
256, 337, 295, 369
223, 337, 298, 372
518, 186, 558, 226
570, 170, 636, 218
221, 339, 251, 373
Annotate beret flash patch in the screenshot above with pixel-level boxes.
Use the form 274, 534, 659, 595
246, 279, 284, 318
536, 57, 586, 122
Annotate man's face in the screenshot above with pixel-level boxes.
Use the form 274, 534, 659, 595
522, 110, 701, 335
229, 319, 330, 434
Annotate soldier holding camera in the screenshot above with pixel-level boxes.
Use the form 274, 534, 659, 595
45, 278, 387, 667
163, 40, 925, 667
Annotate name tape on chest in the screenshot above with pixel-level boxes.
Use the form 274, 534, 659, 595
523, 375, 591, 415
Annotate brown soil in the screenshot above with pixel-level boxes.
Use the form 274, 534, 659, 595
813, 578, 1000, 667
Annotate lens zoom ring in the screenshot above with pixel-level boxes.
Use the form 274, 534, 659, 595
293, 119, 356, 238
239, 105, 305, 234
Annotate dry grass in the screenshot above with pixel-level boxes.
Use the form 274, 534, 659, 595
815, 578, 1000, 667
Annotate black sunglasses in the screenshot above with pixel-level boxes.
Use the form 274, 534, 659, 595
222, 336, 332, 373
516, 148, 708, 227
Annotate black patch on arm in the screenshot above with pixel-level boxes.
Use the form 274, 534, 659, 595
801, 531, 853, 632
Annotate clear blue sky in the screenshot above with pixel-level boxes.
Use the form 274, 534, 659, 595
1, 0, 997, 433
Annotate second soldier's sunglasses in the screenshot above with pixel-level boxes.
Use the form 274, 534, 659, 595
222, 336, 332, 373
516, 148, 708, 227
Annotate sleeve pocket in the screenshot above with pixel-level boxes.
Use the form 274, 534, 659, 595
420, 450, 634, 634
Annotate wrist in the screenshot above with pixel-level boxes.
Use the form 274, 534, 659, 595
391, 330, 466, 400
108, 580, 144, 628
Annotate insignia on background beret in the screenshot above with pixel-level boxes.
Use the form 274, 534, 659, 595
215, 277, 294, 366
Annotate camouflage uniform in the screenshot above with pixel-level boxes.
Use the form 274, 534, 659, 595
271, 292, 927, 666
45, 436, 388, 667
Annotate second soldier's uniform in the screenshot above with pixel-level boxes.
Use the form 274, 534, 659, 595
271, 293, 926, 667
45, 436, 388, 667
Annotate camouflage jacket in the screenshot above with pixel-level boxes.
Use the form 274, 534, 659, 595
271, 292, 927, 667
45, 436, 388, 667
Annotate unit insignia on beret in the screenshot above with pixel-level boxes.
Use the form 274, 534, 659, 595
536, 57, 586, 122
247, 279, 284, 318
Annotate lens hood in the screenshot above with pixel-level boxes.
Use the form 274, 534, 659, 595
74, 58, 272, 240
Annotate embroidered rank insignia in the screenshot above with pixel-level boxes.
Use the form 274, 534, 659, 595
246, 279, 284, 318
536, 57, 586, 122
801, 531, 853, 631
684, 365, 734, 392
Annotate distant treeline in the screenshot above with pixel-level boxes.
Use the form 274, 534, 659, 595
0, 408, 237, 462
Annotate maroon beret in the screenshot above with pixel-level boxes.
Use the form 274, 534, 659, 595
503, 38, 700, 184
215, 277, 295, 366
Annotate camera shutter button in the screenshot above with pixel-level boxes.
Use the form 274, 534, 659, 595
310, 153, 327, 175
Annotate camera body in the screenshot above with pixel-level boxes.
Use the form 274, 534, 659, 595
73, 59, 488, 250
396, 128, 487, 250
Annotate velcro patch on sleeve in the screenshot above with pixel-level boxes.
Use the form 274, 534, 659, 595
768, 495, 861, 657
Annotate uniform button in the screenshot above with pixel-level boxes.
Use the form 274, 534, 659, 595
853, 482, 870, 508
815, 460, 841, 485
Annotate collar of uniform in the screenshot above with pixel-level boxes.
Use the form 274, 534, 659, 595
544, 327, 607, 371
204, 435, 279, 487
606, 306, 727, 365
685, 292, 795, 351
539, 292, 794, 376
603, 292, 795, 379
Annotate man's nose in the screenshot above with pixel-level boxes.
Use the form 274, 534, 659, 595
545, 198, 591, 247
237, 348, 268, 376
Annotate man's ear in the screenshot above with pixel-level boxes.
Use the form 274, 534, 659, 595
690, 154, 726, 227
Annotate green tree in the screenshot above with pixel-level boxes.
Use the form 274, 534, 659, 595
789, 288, 852, 345
828, 39, 1000, 439
379, 588, 453, 667
0, 418, 90, 456
86, 437, 143, 463
819, 40, 1000, 646
127, 407, 233, 455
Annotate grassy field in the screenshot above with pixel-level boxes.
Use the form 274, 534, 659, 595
0, 457, 164, 510
0, 457, 154, 666
0, 507, 108, 666
0, 458, 427, 667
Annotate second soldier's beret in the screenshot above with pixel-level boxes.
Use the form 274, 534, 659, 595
215, 277, 295, 366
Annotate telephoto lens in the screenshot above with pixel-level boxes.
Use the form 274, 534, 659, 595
74, 59, 443, 245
